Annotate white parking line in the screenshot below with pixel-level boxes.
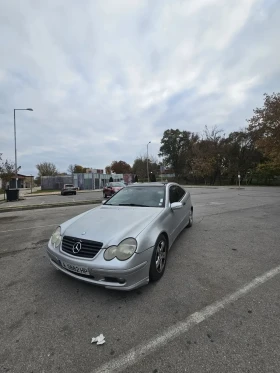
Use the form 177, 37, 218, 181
0, 224, 58, 233
93, 265, 280, 373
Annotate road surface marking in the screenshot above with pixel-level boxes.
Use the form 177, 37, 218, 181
93, 264, 280, 373
0, 224, 58, 233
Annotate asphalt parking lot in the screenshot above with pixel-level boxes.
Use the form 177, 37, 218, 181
1, 190, 103, 208
1, 187, 280, 373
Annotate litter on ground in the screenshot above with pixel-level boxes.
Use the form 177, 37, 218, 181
91, 334, 105, 345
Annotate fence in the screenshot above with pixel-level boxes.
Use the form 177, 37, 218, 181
41, 173, 127, 190
41, 176, 73, 190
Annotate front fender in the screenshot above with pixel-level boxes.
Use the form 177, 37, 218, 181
136, 210, 170, 253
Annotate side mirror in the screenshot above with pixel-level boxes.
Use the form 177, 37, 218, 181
171, 202, 183, 210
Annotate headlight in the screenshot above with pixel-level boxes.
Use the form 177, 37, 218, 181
51, 227, 62, 248
104, 238, 137, 261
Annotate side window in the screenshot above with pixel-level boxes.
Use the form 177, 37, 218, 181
169, 186, 178, 203
176, 186, 185, 201
169, 186, 185, 203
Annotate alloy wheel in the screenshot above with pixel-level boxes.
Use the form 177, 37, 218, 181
155, 240, 166, 273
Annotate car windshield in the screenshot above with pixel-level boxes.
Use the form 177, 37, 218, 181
105, 186, 166, 207
111, 182, 125, 187
65, 184, 73, 188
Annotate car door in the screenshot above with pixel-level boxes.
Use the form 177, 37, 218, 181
107, 183, 113, 196
104, 183, 109, 195
176, 186, 191, 233
166, 185, 184, 243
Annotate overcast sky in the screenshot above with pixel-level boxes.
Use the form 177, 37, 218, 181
0, 0, 279, 176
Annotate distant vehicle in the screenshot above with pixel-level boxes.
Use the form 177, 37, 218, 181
103, 182, 126, 198
47, 183, 193, 291
61, 184, 77, 196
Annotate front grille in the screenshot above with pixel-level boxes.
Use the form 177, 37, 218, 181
62, 236, 103, 259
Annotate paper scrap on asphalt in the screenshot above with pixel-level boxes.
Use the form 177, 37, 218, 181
91, 334, 105, 345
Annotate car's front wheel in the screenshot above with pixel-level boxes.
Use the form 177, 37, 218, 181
149, 234, 168, 282
186, 208, 193, 228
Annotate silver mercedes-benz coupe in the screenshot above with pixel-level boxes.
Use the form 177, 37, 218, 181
47, 183, 193, 291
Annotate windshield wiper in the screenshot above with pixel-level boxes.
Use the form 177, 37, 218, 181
118, 203, 150, 207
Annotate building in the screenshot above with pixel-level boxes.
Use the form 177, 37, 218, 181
4, 174, 34, 189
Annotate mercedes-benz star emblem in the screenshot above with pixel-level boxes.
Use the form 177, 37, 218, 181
72, 242, 82, 254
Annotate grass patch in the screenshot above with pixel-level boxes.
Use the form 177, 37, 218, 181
32, 189, 60, 194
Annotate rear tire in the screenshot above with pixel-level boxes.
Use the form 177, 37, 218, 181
149, 234, 168, 282
103, 192, 107, 198
74, 192, 76, 195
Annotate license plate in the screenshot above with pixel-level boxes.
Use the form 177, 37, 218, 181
61, 261, 90, 275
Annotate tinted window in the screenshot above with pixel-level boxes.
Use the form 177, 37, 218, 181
105, 186, 165, 207
176, 186, 185, 200
169, 186, 185, 203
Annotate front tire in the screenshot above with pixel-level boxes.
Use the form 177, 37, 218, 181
186, 208, 193, 228
149, 234, 168, 282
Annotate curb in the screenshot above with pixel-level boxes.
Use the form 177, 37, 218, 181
0, 199, 102, 213
24, 190, 103, 197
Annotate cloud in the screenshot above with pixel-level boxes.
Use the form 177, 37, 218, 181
0, 0, 279, 175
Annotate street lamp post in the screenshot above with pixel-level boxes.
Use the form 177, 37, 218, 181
14, 108, 33, 188
147, 141, 151, 182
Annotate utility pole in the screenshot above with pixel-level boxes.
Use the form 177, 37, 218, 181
147, 141, 151, 182
14, 108, 33, 188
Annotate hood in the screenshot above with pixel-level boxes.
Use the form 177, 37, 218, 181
112, 187, 123, 191
62, 205, 162, 247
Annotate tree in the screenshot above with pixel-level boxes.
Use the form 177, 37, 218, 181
36, 162, 58, 176
159, 129, 199, 180
73, 165, 86, 173
132, 156, 159, 180
247, 92, 280, 173
0, 154, 20, 189
222, 130, 262, 184
111, 160, 131, 174
105, 166, 111, 174
67, 164, 75, 174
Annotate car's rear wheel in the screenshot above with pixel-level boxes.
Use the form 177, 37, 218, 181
103, 192, 107, 198
74, 192, 76, 195
149, 234, 168, 282
186, 208, 193, 228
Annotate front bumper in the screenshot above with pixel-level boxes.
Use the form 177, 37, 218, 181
47, 243, 153, 291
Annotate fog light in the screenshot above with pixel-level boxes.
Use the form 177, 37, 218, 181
118, 278, 126, 284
